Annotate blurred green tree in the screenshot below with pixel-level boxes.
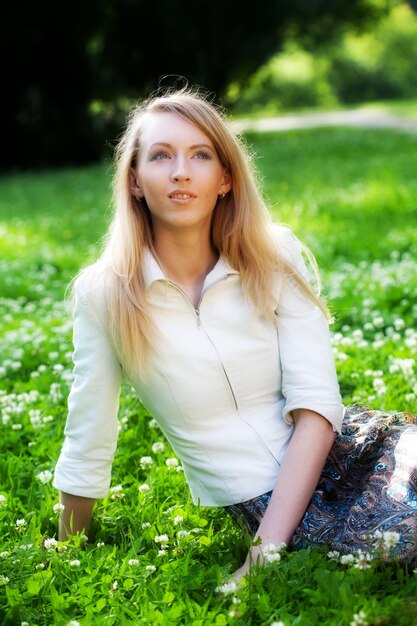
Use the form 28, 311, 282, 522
2, 0, 409, 170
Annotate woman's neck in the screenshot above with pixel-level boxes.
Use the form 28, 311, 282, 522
152, 229, 219, 306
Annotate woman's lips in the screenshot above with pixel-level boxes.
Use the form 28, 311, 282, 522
168, 191, 197, 203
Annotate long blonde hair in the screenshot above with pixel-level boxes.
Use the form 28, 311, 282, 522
70, 87, 331, 378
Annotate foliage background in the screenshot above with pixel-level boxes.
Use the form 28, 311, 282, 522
3, 0, 414, 170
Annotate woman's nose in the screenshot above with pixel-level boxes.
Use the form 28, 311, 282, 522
171, 157, 191, 182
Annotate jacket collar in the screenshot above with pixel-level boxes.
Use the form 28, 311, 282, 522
143, 247, 239, 290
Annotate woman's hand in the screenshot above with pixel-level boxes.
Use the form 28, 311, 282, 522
229, 411, 334, 585
230, 561, 251, 583
230, 545, 266, 583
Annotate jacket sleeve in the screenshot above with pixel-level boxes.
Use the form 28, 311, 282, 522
275, 228, 344, 433
53, 270, 123, 498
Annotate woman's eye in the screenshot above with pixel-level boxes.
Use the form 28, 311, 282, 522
194, 151, 211, 160
150, 152, 170, 161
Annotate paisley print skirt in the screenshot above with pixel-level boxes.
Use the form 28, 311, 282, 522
225, 404, 417, 564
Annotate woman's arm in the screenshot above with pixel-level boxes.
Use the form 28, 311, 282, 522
53, 270, 123, 502
232, 408, 335, 580
58, 491, 96, 541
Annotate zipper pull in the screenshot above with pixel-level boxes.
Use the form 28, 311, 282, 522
195, 308, 201, 327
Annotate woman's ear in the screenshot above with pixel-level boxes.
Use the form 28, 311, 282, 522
219, 169, 232, 196
129, 166, 143, 199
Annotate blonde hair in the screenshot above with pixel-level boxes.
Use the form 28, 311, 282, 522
70, 87, 331, 378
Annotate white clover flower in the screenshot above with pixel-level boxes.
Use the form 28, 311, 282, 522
96, 542, 105, 548
69, 559, 81, 567
261, 543, 283, 564
372, 339, 385, 350
174, 515, 184, 525
340, 554, 355, 565
327, 550, 340, 560
157, 549, 166, 557
110, 485, 125, 500
44, 537, 58, 551
15, 518, 26, 528
11, 424, 23, 431
0, 551, 9, 558
394, 318, 405, 330
53, 503, 65, 513
146, 565, 156, 572
354, 550, 373, 570
0, 495, 6, 508
138, 484, 150, 493
154, 534, 169, 545
67, 621, 81, 626
372, 316, 384, 328
149, 418, 158, 429
152, 442, 165, 453
140, 456, 153, 470
36, 563, 45, 570
271, 622, 286, 626
373, 530, 400, 552
110, 491, 125, 500
128, 558, 139, 566
372, 378, 386, 396
49, 382, 63, 403
166, 458, 178, 469
0, 575, 10, 585
177, 530, 190, 539
176, 466, 184, 473
21, 622, 30, 626
215, 580, 238, 595
37, 470, 53, 484
350, 610, 368, 626
142, 522, 151, 530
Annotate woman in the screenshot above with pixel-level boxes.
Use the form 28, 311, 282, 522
53, 88, 417, 580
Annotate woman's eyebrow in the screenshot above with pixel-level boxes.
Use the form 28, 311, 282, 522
149, 142, 215, 151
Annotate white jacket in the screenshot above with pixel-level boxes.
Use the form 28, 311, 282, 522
53, 227, 344, 506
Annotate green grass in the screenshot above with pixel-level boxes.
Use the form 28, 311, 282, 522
1, 126, 417, 625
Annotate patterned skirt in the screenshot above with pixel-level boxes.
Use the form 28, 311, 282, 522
225, 404, 417, 564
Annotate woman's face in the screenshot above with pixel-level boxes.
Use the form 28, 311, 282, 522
130, 112, 231, 235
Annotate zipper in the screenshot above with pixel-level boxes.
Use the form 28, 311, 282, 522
166, 276, 229, 327
166, 277, 238, 410
166, 277, 280, 464
202, 330, 239, 412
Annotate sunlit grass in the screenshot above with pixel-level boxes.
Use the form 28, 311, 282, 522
230, 97, 417, 121
1, 126, 417, 625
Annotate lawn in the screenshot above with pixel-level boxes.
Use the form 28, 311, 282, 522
230, 97, 417, 121
1, 126, 417, 625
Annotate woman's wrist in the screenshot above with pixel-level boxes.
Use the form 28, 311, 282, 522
245, 540, 286, 568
